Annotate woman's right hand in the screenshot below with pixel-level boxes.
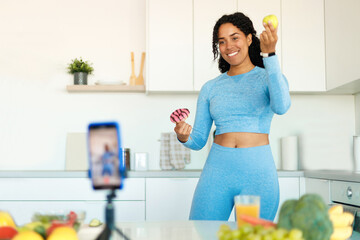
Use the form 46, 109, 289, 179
174, 120, 192, 143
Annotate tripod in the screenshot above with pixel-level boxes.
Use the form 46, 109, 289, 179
96, 190, 130, 240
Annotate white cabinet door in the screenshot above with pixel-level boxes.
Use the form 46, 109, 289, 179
146, 0, 193, 91
305, 178, 330, 204
325, 0, 360, 90
193, 0, 237, 91
274, 177, 300, 221
237, 0, 282, 65
146, 178, 199, 221
281, 0, 326, 92
0, 178, 145, 201
0, 201, 145, 226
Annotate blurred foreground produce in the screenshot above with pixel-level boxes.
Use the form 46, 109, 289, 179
238, 215, 276, 228
277, 194, 333, 240
0, 226, 18, 239
328, 205, 354, 240
0, 212, 16, 228
10, 211, 80, 240
12, 231, 43, 240
217, 223, 304, 240
47, 226, 78, 240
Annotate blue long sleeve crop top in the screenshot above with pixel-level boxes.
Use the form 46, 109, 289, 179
182, 55, 291, 150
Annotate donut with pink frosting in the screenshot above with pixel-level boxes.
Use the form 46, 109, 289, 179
170, 108, 190, 123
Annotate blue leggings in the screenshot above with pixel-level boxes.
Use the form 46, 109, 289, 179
189, 143, 279, 221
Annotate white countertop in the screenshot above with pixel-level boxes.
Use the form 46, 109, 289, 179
77, 221, 360, 240
2, 170, 360, 182
77, 221, 236, 240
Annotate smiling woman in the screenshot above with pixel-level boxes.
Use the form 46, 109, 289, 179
217, 23, 254, 75
173, 12, 291, 222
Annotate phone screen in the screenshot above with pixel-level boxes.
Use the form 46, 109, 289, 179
88, 123, 121, 189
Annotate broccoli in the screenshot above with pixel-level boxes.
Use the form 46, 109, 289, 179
277, 194, 333, 240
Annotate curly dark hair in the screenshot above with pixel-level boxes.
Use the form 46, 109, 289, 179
212, 12, 264, 73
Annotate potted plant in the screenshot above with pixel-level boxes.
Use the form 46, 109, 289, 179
67, 58, 94, 85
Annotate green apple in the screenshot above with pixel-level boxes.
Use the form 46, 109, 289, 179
263, 14, 278, 29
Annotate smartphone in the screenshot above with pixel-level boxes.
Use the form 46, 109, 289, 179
87, 122, 125, 190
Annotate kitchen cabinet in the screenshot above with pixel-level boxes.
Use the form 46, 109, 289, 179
148, 0, 237, 92
304, 178, 330, 204
0, 178, 145, 225
325, 0, 360, 92
146, 0, 193, 91
238, 0, 326, 92
193, 0, 237, 91
268, 177, 300, 222
281, 0, 326, 92
148, 0, 355, 93
145, 178, 199, 220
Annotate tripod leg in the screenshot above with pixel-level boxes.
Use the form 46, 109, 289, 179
115, 227, 130, 240
95, 225, 111, 240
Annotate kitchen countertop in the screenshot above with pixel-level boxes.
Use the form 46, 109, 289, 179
0, 170, 304, 178
77, 221, 230, 240
305, 170, 360, 182
2, 170, 360, 182
77, 221, 360, 240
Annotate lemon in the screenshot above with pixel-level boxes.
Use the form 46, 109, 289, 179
12, 230, 43, 240
0, 211, 16, 228
89, 218, 102, 227
48, 226, 78, 240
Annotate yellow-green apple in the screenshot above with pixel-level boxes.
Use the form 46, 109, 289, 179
263, 15, 278, 29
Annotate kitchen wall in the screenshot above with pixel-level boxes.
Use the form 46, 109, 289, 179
0, 0, 355, 171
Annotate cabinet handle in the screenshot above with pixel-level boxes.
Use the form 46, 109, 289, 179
347, 187, 353, 199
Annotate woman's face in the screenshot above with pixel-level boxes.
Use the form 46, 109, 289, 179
218, 23, 252, 67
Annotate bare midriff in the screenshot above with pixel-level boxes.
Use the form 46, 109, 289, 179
214, 132, 269, 148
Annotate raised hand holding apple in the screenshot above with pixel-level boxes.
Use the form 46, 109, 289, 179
260, 14, 278, 54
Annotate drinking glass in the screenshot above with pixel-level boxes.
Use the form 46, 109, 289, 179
234, 195, 260, 228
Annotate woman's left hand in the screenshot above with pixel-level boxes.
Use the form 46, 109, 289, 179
260, 22, 278, 53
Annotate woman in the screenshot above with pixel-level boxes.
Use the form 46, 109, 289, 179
174, 12, 291, 221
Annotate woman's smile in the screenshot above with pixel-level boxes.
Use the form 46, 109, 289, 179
227, 51, 239, 57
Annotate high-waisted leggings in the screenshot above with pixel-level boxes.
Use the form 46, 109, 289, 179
189, 143, 279, 221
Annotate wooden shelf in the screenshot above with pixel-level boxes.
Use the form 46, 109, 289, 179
66, 84, 146, 93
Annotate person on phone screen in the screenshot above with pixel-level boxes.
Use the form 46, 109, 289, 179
174, 12, 291, 221
101, 144, 116, 176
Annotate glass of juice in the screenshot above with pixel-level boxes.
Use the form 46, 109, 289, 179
234, 195, 260, 228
